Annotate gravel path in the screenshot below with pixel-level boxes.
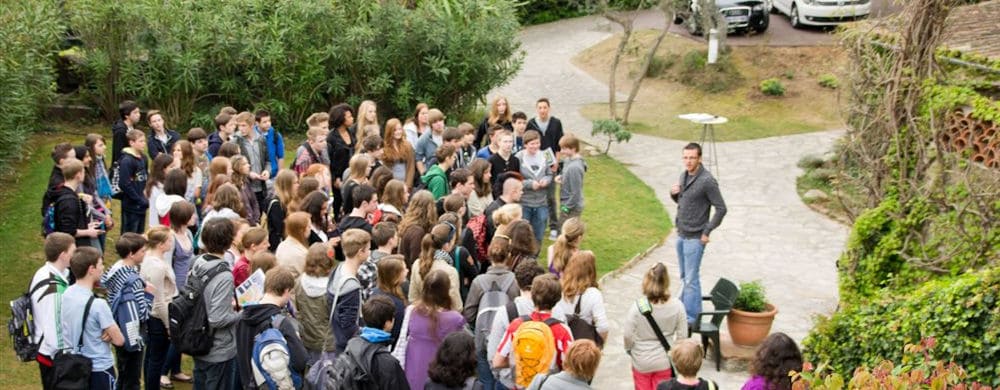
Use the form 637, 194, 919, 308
489, 13, 849, 388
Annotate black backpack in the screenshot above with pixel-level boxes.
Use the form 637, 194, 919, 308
7, 277, 55, 362
168, 255, 229, 356
50, 296, 95, 390
327, 337, 384, 390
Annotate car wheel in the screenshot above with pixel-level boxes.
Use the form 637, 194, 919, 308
756, 19, 770, 33
790, 4, 802, 28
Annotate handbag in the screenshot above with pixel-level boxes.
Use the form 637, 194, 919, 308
50, 295, 95, 390
565, 292, 604, 347
636, 298, 677, 375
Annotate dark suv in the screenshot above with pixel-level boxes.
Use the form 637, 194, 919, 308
676, 0, 770, 35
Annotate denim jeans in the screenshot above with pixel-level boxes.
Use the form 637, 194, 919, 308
144, 318, 170, 390
194, 357, 237, 390
677, 237, 706, 323
476, 349, 496, 390
165, 343, 182, 375
121, 210, 146, 234
521, 205, 549, 244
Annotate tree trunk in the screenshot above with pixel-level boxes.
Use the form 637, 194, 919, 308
622, 11, 671, 125
605, 11, 635, 121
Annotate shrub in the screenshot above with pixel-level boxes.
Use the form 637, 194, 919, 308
733, 280, 767, 312
818, 74, 839, 89
516, 0, 590, 25
678, 49, 743, 93
645, 55, 675, 78
797, 154, 825, 170
803, 267, 1000, 385
0, 1, 62, 170
591, 119, 632, 154
760, 78, 786, 96
67, 0, 523, 130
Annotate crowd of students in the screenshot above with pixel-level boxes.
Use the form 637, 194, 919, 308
25, 96, 805, 390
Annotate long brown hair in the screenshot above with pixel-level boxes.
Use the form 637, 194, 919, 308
274, 169, 297, 208
146, 153, 174, 197
470, 159, 492, 198
381, 179, 407, 213
211, 183, 245, 217
399, 190, 437, 239
418, 223, 453, 279
415, 269, 453, 339
487, 96, 512, 126
284, 212, 311, 246
382, 118, 414, 164
552, 217, 585, 274
561, 250, 598, 301
642, 263, 671, 304
376, 255, 408, 305
204, 174, 231, 209
230, 155, 250, 190
173, 140, 196, 177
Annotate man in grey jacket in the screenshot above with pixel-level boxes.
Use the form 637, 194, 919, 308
190, 217, 240, 390
670, 143, 727, 324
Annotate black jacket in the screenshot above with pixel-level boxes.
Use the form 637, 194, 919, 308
235, 303, 308, 389
207, 131, 225, 158
45, 184, 90, 247
110, 119, 129, 170
527, 116, 565, 153
326, 128, 356, 185
475, 116, 513, 149
348, 336, 410, 390
148, 129, 181, 160
118, 149, 149, 213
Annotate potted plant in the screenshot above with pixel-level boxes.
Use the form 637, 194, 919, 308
727, 280, 778, 346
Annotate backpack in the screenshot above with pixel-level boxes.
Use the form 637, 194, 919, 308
252, 315, 303, 390
566, 293, 604, 348
50, 296, 95, 390
473, 273, 516, 353
513, 315, 561, 389
41, 202, 56, 237
326, 337, 384, 390
168, 255, 229, 356
109, 160, 123, 199
467, 214, 489, 262
109, 271, 146, 352
8, 277, 54, 362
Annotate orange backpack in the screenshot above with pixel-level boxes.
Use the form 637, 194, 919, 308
512, 315, 561, 388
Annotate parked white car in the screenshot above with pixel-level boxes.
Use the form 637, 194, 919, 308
771, 0, 870, 27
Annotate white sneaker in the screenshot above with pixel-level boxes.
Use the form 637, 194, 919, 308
549, 230, 559, 241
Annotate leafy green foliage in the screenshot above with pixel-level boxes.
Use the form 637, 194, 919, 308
760, 78, 786, 96
645, 55, 676, 78
803, 268, 1000, 385
0, 1, 62, 171
733, 280, 767, 312
67, 0, 523, 130
678, 50, 743, 93
591, 119, 633, 154
818, 74, 839, 89
516, 0, 591, 25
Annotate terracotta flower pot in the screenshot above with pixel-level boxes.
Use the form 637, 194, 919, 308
727, 303, 778, 347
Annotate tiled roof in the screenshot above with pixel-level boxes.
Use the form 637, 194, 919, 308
941, 0, 1000, 60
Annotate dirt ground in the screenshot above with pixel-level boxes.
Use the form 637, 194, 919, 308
574, 30, 849, 141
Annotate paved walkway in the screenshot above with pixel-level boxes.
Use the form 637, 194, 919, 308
490, 14, 849, 388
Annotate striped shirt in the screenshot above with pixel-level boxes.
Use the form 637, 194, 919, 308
100, 260, 151, 322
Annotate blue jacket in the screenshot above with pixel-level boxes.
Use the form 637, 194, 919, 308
118, 148, 149, 213
255, 125, 285, 177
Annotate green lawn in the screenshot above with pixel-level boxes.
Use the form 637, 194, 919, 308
0, 127, 670, 387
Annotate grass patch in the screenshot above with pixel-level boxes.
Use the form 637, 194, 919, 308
575, 31, 847, 141
572, 153, 671, 276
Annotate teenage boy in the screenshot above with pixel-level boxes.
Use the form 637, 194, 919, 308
190, 217, 241, 390
147, 110, 181, 160
233, 111, 271, 209
435, 168, 474, 217
236, 267, 308, 388
254, 110, 285, 179
511, 111, 529, 154
555, 134, 587, 233
656, 339, 720, 390
344, 295, 409, 390
421, 144, 457, 200
488, 131, 521, 196
62, 247, 125, 390
111, 100, 141, 171
46, 142, 76, 190
526, 98, 564, 241
358, 222, 398, 299
207, 112, 235, 159
338, 184, 378, 235
293, 127, 328, 175
119, 130, 149, 234
328, 229, 371, 353
46, 159, 103, 248
415, 108, 446, 175
463, 238, 520, 389
456, 123, 477, 169
100, 232, 154, 390
493, 274, 574, 381
488, 261, 547, 390
476, 124, 505, 160
30, 232, 75, 389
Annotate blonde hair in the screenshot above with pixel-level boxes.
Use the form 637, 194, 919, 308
145, 226, 172, 249
491, 203, 522, 228
284, 212, 311, 245
306, 112, 329, 127
487, 96, 512, 126
341, 228, 371, 259
561, 250, 598, 300
564, 339, 602, 381
670, 339, 704, 377
551, 217, 585, 274
234, 111, 254, 126
347, 154, 370, 181
418, 223, 453, 279
274, 169, 297, 207
642, 263, 671, 304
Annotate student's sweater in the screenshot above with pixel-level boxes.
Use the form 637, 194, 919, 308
560, 156, 587, 210
118, 147, 149, 214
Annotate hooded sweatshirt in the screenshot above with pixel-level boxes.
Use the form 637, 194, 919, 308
560, 156, 588, 210
44, 184, 90, 247
292, 274, 334, 353
421, 164, 449, 200
235, 303, 308, 388
118, 147, 149, 214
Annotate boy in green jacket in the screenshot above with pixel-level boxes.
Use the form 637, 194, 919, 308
421, 143, 457, 200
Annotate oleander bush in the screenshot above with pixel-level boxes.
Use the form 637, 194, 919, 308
0, 1, 62, 170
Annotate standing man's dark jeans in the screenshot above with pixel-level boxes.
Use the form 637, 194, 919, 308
121, 210, 145, 234
546, 184, 559, 232
144, 318, 170, 390
115, 345, 144, 390
194, 357, 237, 390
